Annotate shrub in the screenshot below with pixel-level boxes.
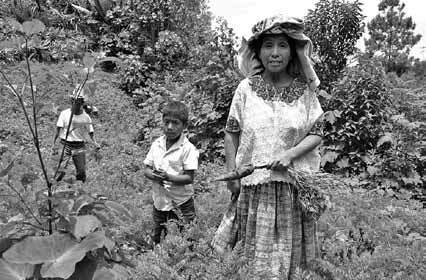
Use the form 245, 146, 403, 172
321, 59, 391, 175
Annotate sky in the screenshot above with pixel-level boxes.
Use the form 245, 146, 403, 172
208, 0, 426, 59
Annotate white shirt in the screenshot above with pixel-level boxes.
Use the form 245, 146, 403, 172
228, 77, 323, 185
57, 108, 94, 142
144, 134, 199, 211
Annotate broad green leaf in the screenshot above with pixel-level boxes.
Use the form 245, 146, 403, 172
55, 199, 75, 217
72, 194, 95, 214
104, 201, 134, 221
0, 258, 34, 280
93, 267, 116, 280
40, 231, 106, 279
22, 19, 45, 36
6, 18, 23, 32
69, 215, 102, 240
0, 238, 13, 255
92, 209, 116, 225
4, 231, 106, 279
93, 264, 130, 280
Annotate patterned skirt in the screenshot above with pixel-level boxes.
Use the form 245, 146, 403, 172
212, 181, 318, 279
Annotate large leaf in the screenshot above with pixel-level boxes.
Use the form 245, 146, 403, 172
4, 231, 106, 279
104, 201, 134, 221
40, 231, 106, 279
22, 19, 45, 36
93, 267, 116, 280
6, 18, 23, 32
69, 215, 102, 240
93, 265, 130, 280
0, 238, 13, 256
0, 258, 35, 280
72, 194, 95, 214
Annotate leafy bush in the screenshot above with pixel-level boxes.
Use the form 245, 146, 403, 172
321, 59, 391, 175
305, 0, 365, 90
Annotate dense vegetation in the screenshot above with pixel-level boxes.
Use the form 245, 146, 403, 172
0, 0, 424, 279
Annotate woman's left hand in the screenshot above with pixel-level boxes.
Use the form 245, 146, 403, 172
267, 151, 295, 171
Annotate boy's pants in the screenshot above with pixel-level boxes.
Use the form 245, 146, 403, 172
60, 140, 86, 182
152, 197, 195, 244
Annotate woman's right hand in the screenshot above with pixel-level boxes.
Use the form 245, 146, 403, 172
227, 179, 241, 195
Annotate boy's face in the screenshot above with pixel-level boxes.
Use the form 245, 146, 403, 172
163, 115, 185, 141
71, 98, 84, 111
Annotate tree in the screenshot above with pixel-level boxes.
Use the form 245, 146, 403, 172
304, 0, 364, 92
365, 0, 422, 75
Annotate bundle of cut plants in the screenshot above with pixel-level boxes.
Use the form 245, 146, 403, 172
215, 164, 348, 220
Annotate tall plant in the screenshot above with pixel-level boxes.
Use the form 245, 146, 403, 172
304, 0, 364, 91
364, 0, 422, 75
0, 18, 131, 280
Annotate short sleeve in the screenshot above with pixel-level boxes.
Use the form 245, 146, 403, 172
86, 115, 94, 133
143, 143, 155, 167
56, 111, 65, 127
183, 144, 199, 170
225, 83, 245, 133
305, 89, 324, 137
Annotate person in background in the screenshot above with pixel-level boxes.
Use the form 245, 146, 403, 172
144, 101, 199, 244
212, 14, 325, 279
53, 84, 100, 182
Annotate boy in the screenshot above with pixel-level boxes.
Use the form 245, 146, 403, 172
53, 84, 100, 182
144, 101, 199, 244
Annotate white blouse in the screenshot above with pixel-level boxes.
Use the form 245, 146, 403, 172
226, 76, 324, 185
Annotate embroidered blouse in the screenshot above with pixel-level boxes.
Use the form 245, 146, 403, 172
225, 75, 324, 185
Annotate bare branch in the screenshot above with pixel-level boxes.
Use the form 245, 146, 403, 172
6, 177, 43, 226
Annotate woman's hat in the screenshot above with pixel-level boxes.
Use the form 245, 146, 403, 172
237, 14, 317, 81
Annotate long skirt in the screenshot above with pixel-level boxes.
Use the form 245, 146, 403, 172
212, 181, 318, 279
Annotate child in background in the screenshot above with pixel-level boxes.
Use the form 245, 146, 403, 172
143, 101, 199, 244
53, 84, 100, 182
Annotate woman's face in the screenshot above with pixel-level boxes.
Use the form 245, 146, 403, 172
259, 35, 291, 74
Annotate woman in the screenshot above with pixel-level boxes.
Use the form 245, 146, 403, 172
212, 15, 324, 279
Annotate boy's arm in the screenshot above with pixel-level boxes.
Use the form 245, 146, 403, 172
89, 132, 100, 149
144, 165, 164, 182
53, 127, 61, 145
165, 170, 195, 185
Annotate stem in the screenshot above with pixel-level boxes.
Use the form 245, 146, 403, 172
26, 39, 39, 145
6, 178, 43, 226
22, 42, 54, 234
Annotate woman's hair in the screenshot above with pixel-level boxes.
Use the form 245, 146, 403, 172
250, 34, 302, 78
162, 101, 189, 125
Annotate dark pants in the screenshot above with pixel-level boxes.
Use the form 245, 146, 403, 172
152, 197, 196, 244
60, 140, 86, 182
